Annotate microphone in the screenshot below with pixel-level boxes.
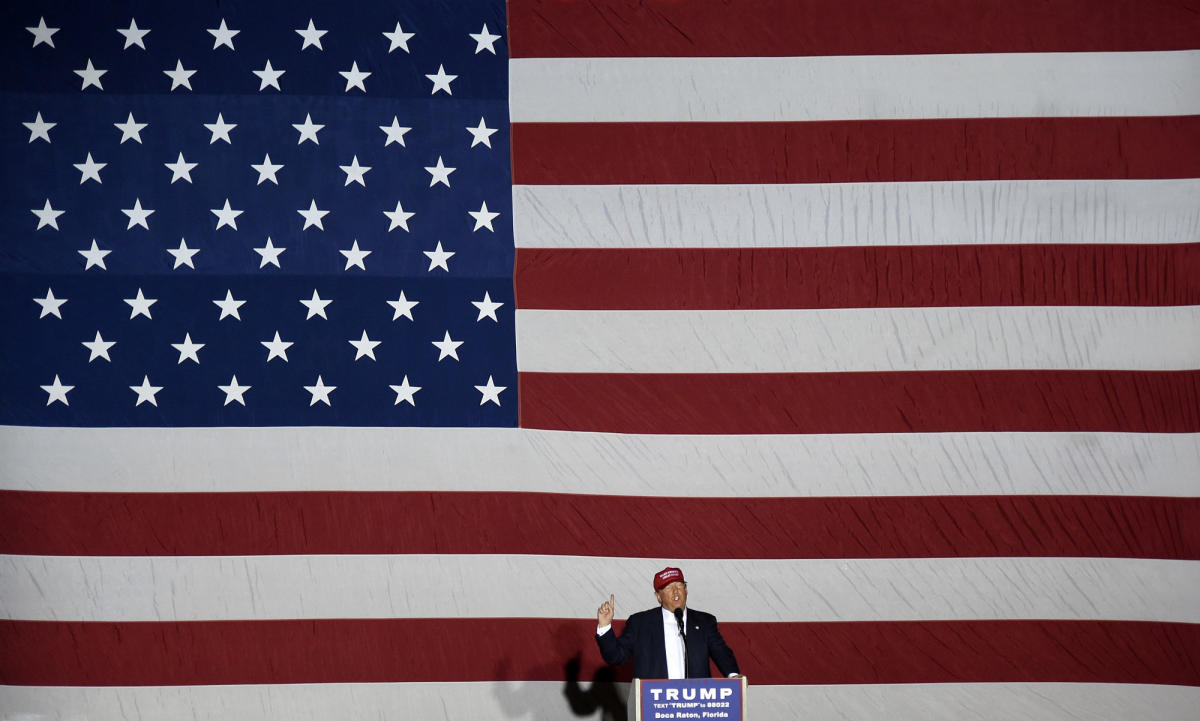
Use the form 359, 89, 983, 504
674, 607, 688, 679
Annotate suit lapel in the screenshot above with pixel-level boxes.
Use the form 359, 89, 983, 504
651, 609, 668, 677
682, 612, 695, 677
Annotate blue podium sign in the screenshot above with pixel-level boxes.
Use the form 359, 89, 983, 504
634, 677, 746, 720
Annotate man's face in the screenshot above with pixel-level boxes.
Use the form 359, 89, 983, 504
656, 581, 687, 613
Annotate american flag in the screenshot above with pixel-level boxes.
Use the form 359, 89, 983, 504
2, 0, 1199, 719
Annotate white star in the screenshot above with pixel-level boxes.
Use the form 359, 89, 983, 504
165, 152, 197, 183
121, 198, 154, 230
298, 199, 329, 230
383, 200, 414, 232
339, 61, 371, 92
423, 241, 454, 272
164, 60, 196, 91
387, 291, 419, 320
425, 64, 456, 95
261, 331, 293, 362
73, 153, 106, 184
211, 199, 243, 230
390, 376, 421, 406
124, 289, 157, 319
469, 201, 500, 232
339, 155, 372, 186
130, 376, 163, 407
466, 117, 498, 148
83, 331, 116, 362
213, 289, 246, 320
118, 18, 150, 49
78, 239, 111, 270
254, 237, 286, 268
383, 21, 415, 52
348, 330, 381, 360
23, 112, 55, 143
218, 375, 251, 406
204, 113, 236, 144
432, 331, 463, 361
167, 238, 200, 269
300, 290, 332, 319
115, 112, 148, 144
250, 153, 283, 185
34, 288, 67, 319
296, 19, 327, 50
304, 375, 336, 406
472, 291, 504, 322
380, 117, 411, 147
293, 113, 324, 145
208, 19, 239, 50
475, 375, 507, 406
425, 156, 456, 187
28, 17, 59, 48
41, 376, 73, 406
75, 59, 107, 90
339, 240, 371, 270
32, 199, 64, 230
253, 60, 285, 91
469, 24, 502, 54
170, 332, 205, 364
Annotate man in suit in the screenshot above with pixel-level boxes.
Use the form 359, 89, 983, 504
595, 567, 741, 679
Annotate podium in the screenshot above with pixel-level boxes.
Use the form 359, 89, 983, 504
631, 677, 747, 720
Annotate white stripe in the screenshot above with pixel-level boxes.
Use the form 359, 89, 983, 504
510, 51, 1200, 122
756, 684, 1200, 721
2, 426, 1196, 497
4, 555, 1196, 623
513, 180, 1200, 248
3, 682, 1196, 721
516, 306, 1200, 373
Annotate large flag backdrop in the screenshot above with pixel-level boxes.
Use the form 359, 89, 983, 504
2, 0, 1198, 719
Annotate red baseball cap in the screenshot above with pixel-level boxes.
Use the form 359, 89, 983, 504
653, 567, 685, 590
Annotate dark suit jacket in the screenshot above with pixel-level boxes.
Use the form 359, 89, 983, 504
595, 607, 739, 679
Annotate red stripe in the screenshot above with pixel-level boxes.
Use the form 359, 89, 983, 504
515, 244, 1200, 310
511, 117, 1200, 185
509, 0, 1200, 57
519, 370, 1200, 434
3, 491, 1195, 559
1, 618, 1195, 686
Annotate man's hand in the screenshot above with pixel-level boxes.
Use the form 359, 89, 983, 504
597, 594, 615, 626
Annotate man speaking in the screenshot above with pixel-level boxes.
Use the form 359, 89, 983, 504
595, 567, 741, 679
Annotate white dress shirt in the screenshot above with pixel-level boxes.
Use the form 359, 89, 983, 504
661, 606, 688, 679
